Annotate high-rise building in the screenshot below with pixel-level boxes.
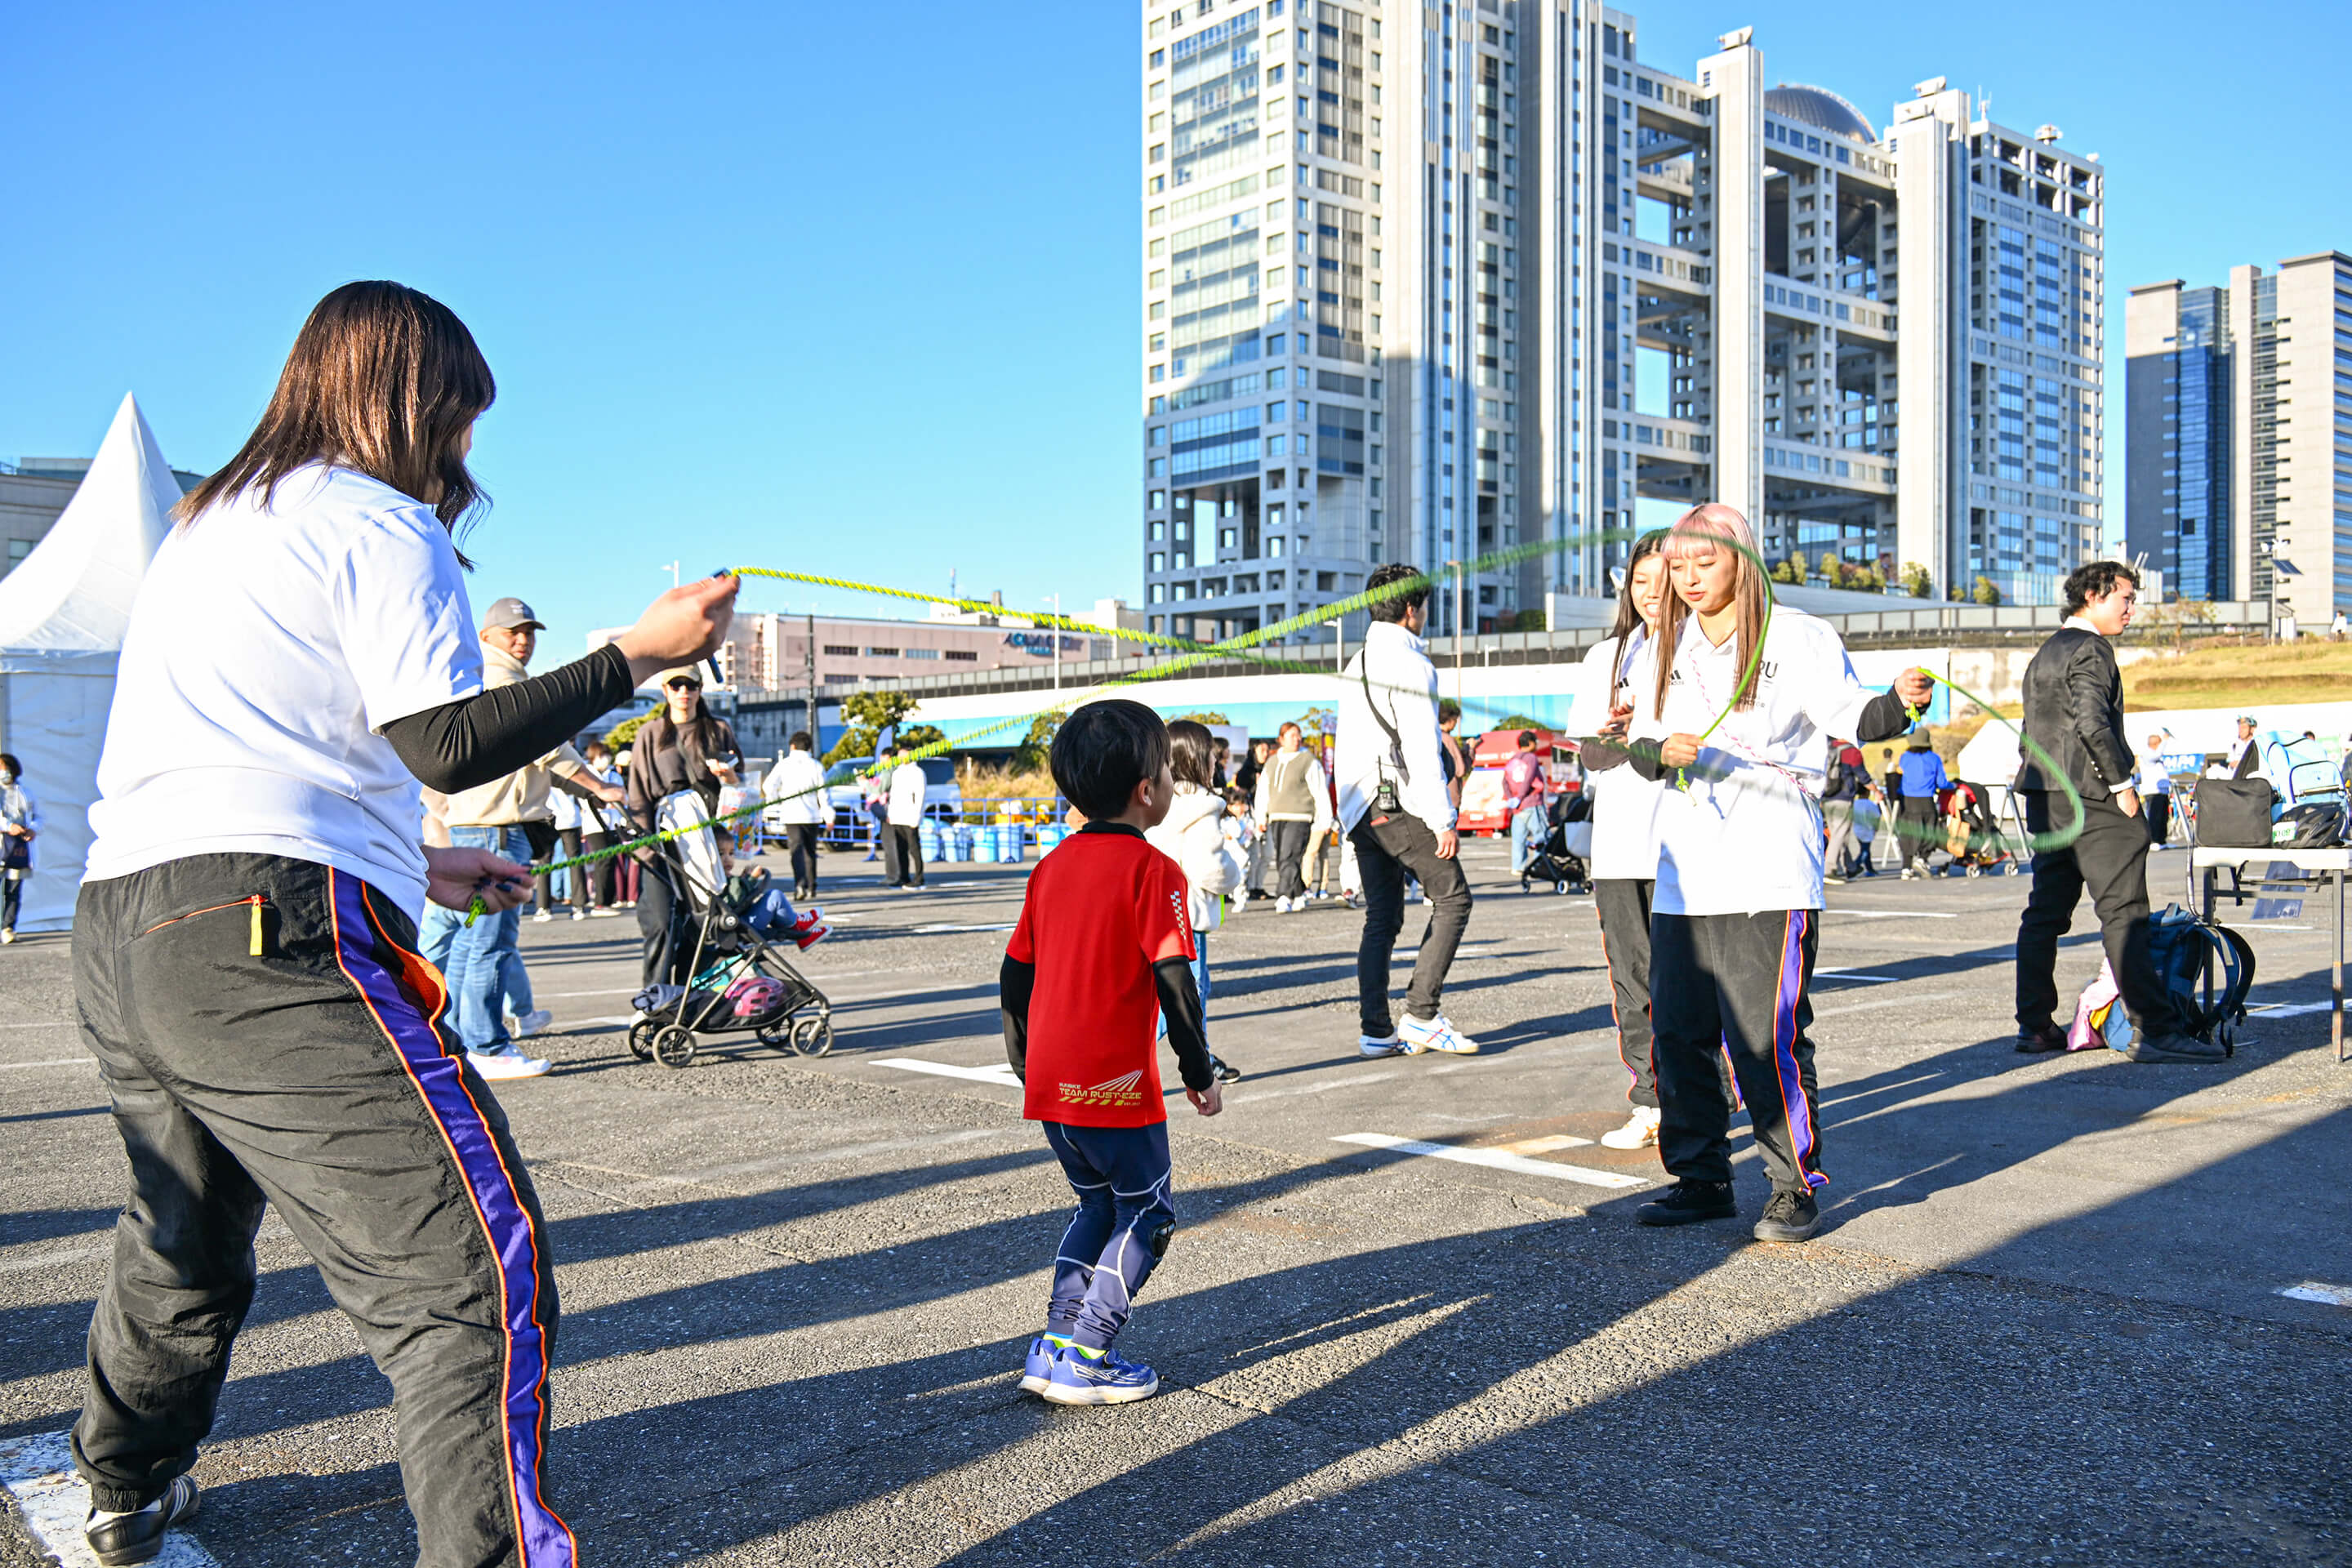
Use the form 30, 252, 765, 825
1138, 4, 2107, 633
2126, 252, 2352, 621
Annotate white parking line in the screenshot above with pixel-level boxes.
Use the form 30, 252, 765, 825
0, 1058, 96, 1072
1814, 969, 1897, 984
2276, 1281, 2352, 1307
0, 1245, 109, 1274
1823, 910, 1960, 920
1333, 1132, 1648, 1190
1, 1430, 220, 1566
2248, 1001, 2337, 1018
911, 923, 1018, 934
873, 1057, 1022, 1087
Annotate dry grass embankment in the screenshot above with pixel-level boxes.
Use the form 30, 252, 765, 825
2119, 638, 2352, 712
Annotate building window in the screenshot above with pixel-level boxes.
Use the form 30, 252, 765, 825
1151, 552, 1166, 572
865, 647, 899, 657
822, 644, 857, 656
945, 649, 978, 661
1151, 363, 1166, 381
903, 648, 942, 659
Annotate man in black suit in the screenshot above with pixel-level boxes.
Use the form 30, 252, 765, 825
2013, 561, 2215, 1061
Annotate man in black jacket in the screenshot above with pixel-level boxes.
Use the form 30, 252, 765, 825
2013, 562, 2215, 1061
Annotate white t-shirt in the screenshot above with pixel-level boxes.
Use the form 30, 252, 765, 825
885, 760, 929, 826
1621, 607, 1887, 917
1572, 630, 1665, 883
86, 464, 483, 915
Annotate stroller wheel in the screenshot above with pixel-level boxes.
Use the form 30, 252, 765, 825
1966, 862, 1983, 878
652, 1024, 697, 1069
627, 1019, 658, 1062
791, 1013, 835, 1058
756, 1018, 795, 1054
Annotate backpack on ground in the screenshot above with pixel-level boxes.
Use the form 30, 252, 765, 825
2148, 905, 2256, 1053
2071, 906, 2256, 1056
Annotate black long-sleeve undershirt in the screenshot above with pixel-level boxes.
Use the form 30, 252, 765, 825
381, 643, 635, 795
1575, 684, 1914, 781
1000, 953, 1214, 1095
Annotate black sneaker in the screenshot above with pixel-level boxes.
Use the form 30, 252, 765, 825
2121, 1031, 2226, 1064
86, 1476, 200, 1566
2014, 1023, 2068, 1054
1209, 1054, 1242, 1084
1635, 1180, 1736, 1226
1752, 1189, 1820, 1243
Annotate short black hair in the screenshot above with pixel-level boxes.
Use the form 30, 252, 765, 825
1050, 699, 1171, 819
1437, 698, 1462, 723
1518, 729, 1539, 748
788, 730, 813, 751
2063, 559, 2140, 614
1365, 562, 1430, 624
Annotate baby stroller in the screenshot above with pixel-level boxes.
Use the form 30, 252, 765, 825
626, 791, 833, 1069
1936, 782, 2021, 877
1518, 792, 1591, 894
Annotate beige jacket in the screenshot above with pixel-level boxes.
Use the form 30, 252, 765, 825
439, 644, 595, 827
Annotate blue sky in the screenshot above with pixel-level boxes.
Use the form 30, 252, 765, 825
5, 2, 2341, 656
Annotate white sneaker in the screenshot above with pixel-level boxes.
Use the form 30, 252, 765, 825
1273, 895, 1291, 913
1359, 1031, 1405, 1058
510, 1009, 554, 1040
589, 906, 619, 918
1600, 1106, 1663, 1150
468, 1050, 552, 1080
0, 928, 13, 945
531, 910, 554, 924
1397, 1013, 1478, 1054
569, 909, 586, 921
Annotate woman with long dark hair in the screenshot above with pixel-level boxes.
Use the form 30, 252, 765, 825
71, 281, 733, 1567
1615, 504, 1926, 1245
625, 666, 741, 984
1570, 532, 1676, 1150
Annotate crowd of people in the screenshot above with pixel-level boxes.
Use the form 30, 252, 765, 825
18, 279, 2300, 1563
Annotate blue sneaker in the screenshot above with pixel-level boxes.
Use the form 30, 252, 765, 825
1039, 1343, 1160, 1405
1018, 1334, 1068, 1394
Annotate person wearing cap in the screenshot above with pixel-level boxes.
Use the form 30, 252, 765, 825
439, 598, 626, 1077
626, 665, 741, 983
2223, 715, 2264, 781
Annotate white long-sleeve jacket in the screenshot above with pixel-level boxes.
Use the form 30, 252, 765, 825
1335, 620, 1454, 835
764, 749, 834, 826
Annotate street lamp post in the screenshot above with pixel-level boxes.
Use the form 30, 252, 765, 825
1042, 593, 1062, 690
1446, 559, 1466, 708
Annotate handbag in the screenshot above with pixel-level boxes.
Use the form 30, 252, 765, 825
0, 835, 26, 871
2192, 778, 2273, 849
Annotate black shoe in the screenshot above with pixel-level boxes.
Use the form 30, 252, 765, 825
2014, 1023, 2068, 1054
2121, 1031, 2226, 1063
1209, 1054, 1242, 1084
1753, 1189, 1820, 1243
86, 1476, 200, 1567
1636, 1180, 1736, 1226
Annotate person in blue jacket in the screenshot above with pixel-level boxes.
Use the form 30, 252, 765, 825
1895, 729, 1951, 878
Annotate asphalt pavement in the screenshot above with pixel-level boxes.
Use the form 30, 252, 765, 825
3, 835, 2348, 1566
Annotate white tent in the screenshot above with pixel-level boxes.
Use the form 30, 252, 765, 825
0, 395, 180, 932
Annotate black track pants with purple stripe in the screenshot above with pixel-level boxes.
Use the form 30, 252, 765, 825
71, 853, 574, 1568
1650, 908, 1826, 1196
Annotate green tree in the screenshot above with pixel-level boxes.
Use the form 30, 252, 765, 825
1175, 710, 1232, 725
1509, 608, 1546, 631
824, 688, 923, 764
1972, 574, 2002, 606
603, 704, 660, 754
1900, 561, 1933, 599
1769, 557, 1801, 586
1816, 550, 1844, 588
1013, 711, 1062, 773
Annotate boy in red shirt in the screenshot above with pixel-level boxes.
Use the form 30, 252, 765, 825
1000, 699, 1223, 1405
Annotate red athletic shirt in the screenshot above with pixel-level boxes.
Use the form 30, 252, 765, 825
1005, 826, 1196, 1127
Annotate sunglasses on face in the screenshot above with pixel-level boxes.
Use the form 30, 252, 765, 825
666, 678, 702, 692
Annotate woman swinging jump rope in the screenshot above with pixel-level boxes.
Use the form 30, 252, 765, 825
1606, 504, 1927, 1244
69, 281, 734, 1568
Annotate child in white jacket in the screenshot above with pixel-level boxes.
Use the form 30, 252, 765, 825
1147, 721, 1245, 1080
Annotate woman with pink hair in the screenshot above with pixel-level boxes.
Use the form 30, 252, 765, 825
1603, 504, 1929, 1244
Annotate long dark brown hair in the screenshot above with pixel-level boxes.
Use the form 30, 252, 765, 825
176, 281, 496, 557
1652, 503, 1772, 719
1607, 529, 1668, 692
1166, 719, 1216, 789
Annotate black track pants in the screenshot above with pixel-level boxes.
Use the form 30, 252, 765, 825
72, 853, 574, 1568
1651, 908, 1825, 1196
1897, 797, 1939, 869
1592, 878, 1658, 1108
884, 823, 924, 888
